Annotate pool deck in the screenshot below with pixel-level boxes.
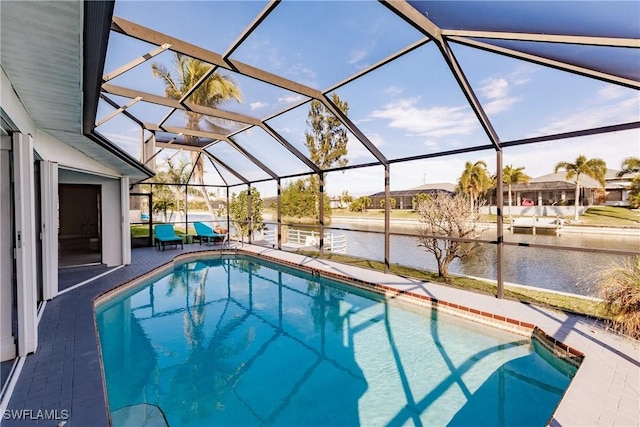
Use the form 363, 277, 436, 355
3, 244, 639, 426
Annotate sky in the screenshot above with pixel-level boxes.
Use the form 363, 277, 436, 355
96, 0, 640, 198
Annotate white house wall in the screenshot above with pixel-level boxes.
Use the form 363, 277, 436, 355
33, 129, 120, 178
0, 137, 15, 361
58, 169, 125, 267
3, 63, 132, 266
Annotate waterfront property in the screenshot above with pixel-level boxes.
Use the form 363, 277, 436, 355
1, 1, 639, 426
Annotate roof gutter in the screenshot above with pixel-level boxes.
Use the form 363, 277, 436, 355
82, 0, 154, 179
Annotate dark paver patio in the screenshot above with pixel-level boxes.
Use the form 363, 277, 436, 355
4, 243, 639, 426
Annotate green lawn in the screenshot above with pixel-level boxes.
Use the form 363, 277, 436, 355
266, 206, 639, 228
577, 206, 640, 227
131, 224, 193, 238
294, 250, 608, 320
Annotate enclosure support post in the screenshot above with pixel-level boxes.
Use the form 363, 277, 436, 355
384, 163, 390, 273
184, 184, 188, 238
319, 172, 324, 256
496, 150, 504, 299
277, 178, 282, 250
247, 184, 252, 244
226, 187, 230, 239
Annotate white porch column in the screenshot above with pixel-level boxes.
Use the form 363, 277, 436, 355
40, 160, 58, 301
13, 133, 38, 355
121, 177, 131, 265
0, 137, 16, 361
537, 191, 543, 206
142, 133, 156, 173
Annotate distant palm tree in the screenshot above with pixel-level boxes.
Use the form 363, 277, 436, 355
502, 165, 531, 218
554, 155, 606, 221
617, 157, 640, 177
152, 53, 242, 219
457, 160, 492, 213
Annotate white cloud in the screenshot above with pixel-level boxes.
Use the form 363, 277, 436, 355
480, 77, 509, 99
504, 129, 639, 179
535, 96, 639, 136
278, 94, 305, 104
287, 63, 317, 86
484, 97, 519, 115
385, 86, 404, 96
370, 98, 478, 138
598, 85, 626, 100
348, 49, 367, 65
478, 77, 519, 114
250, 101, 268, 110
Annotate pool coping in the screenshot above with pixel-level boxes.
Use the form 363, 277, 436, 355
91, 246, 637, 426
238, 246, 639, 427
5, 244, 638, 426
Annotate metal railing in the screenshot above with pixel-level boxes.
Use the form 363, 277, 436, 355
271, 228, 347, 253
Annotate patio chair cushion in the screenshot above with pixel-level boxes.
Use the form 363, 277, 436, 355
193, 221, 228, 246
154, 224, 183, 250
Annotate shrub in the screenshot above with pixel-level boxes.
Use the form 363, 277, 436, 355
596, 256, 640, 339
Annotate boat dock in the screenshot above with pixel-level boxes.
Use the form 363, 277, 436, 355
510, 216, 565, 235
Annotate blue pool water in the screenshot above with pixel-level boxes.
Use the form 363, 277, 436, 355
95, 255, 576, 427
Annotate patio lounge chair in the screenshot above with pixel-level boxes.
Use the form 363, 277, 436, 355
154, 224, 183, 251
193, 221, 228, 247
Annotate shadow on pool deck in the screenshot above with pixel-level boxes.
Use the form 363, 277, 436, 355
3, 244, 639, 426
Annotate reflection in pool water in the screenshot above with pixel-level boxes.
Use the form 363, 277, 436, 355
96, 256, 575, 427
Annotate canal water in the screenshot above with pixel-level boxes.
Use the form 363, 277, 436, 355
324, 222, 639, 297
174, 214, 640, 297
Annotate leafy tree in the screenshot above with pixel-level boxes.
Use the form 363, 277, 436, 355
281, 179, 316, 218
149, 157, 191, 222
554, 155, 607, 221
229, 188, 263, 240
617, 157, 640, 177
457, 160, 492, 213
412, 193, 432, 210
152, 53, 241, 220
379, 197, 396, 210
415, 192, 481, 278
305, 93, 349, 216
502, 164, 531, 218
340, 190, 353, 208
305, 93, 349, 171
349, 196, 371, 213
627, 175, 640, 208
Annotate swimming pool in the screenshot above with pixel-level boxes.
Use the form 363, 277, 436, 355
95, 255, 576, 426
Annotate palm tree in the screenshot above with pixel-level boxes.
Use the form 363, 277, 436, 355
152, 53, 242, 221
617, 157, 640, 177
554, 155, 606, 221
457, 160, 492, 213
502, 165, 531, 218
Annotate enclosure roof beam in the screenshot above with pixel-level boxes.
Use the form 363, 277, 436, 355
501, 121, 640, 148
442, 30, 640, 48
449, 36, 640, 89
99, 94, 145, 127
382, 0, 502, 150
224, 136, 279, 180
102, 83, 263, 126
145, 123, 227, 141
202, 150, 249, 184
260, 122, 320, 173
103, 43, 172, 82
111, 16, 323, 99
322, 95, 388, 166
222, 0, 280, 62
156, 142, 199, 152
